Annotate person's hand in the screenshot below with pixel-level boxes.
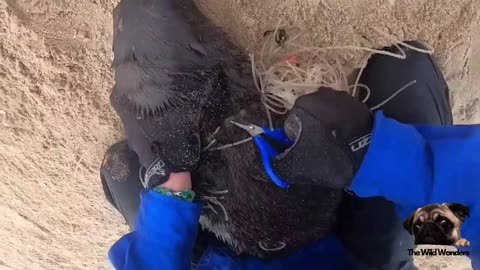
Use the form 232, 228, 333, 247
160, 172, 192, 192
272, 87, 374, 189
112, 96, 203, 189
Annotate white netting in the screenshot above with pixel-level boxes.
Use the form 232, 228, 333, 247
251, 23, 434, 116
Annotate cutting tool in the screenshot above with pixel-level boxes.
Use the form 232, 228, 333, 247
230, 121, 293, 188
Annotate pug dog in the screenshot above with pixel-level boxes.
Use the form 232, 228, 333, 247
403, 203, 470, 246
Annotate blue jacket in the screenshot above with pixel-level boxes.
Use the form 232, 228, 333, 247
109, 111, 480, 269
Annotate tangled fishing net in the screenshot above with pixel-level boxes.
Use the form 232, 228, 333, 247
251, 22, 434, 128
205, 22, 433, 151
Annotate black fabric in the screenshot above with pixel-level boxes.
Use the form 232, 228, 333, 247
335, 41, 454, 270
360, 41, 453, 125
273, 88, 373, 189
100, 141, 143, 228
336, 195, 415, 270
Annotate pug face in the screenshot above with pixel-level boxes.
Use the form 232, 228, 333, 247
403, 203, 470, 246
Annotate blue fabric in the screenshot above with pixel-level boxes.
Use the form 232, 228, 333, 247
110, 111, 480, 269
351, 111, 480, 268
196, 235, 357, 270
109, 190, 357, 270
109, 190, 203, 270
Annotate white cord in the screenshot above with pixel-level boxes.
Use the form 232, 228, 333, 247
258, 241, 286, 252
208, 137, 253, 151
369, 80, 417, 110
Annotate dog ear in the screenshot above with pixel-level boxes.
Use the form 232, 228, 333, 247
447, 203, 470, 223
403, 212, 416, 234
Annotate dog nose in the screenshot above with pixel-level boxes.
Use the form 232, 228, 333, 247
421, 222, 440, 233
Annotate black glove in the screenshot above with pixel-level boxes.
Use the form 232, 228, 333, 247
111, 98, 202, 189
273, 87, 374, 189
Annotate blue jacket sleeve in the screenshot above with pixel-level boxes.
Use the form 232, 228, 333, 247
351, 111, 480, 209
350, 111, 480, 266
109, 190, 203, 270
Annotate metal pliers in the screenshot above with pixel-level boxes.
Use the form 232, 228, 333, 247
230, 121, 293, 188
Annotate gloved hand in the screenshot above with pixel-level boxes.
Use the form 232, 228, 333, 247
112, 97, 202, 189
273, 87, 374, 189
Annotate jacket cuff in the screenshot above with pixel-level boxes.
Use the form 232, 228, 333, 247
135, 190, 203, 250
349, 111, 432, 207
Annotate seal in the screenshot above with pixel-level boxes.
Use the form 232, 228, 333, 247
110, 0, 343, 258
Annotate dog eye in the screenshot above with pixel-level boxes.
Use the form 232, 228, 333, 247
413, 223, 421, 233
439, 219, 452, 229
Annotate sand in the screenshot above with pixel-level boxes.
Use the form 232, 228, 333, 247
0, 0, 126, 269
0, 0, 478, 269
